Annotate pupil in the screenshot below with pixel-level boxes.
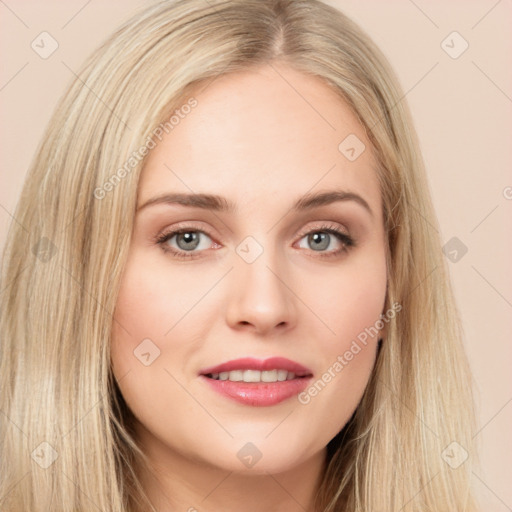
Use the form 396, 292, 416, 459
310, 232, 329, 251
178, 232, 199, 250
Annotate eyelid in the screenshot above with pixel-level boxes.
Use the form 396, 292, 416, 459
157, 219, 349, 240
153, 221, 218, 249
155, 221, 216, 240
295, 221, 349, 239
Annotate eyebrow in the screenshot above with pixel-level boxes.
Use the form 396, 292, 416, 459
136, 189, 373, 218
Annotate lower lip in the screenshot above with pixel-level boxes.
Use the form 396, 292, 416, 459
200, 375, 312, 406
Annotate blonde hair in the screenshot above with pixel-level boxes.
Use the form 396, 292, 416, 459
0, 0, 479, 510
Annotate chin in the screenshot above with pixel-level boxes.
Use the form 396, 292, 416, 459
200, 436, 322, 476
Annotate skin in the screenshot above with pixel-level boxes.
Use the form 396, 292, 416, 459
110, 61, 388, 512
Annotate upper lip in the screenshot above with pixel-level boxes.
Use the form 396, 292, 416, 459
199, 357, 313, 377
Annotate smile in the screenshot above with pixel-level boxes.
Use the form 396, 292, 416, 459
207, 369, 300, 383
199, 357, 313, 406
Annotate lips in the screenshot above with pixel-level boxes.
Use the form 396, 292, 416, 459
199, 357, 312, 377
199, 357, 313, 407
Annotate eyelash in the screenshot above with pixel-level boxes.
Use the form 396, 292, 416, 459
154, 223, 356, 260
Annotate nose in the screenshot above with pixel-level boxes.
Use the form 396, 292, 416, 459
225, 249, 297, 336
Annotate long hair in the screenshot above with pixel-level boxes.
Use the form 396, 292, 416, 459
0, 1, 478, 510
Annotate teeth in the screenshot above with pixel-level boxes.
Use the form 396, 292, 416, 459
244, 370, 261, 382
261, 370, 277, 382
209, 369, 300, 383
227, 370, 243, 381
277, 369, 288, 381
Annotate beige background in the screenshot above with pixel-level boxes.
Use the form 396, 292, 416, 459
1, 1, 511, 509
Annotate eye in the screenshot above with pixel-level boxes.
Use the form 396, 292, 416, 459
296, 224, 355, 258
155, 227, 217, 260
155, 223, 355, 260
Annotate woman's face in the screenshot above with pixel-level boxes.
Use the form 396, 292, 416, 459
110, 62, 387, 475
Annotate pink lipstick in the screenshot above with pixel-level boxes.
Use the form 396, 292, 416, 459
199, 357, 313, 407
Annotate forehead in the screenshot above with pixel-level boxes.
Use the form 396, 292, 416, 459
138, 62, 381, 216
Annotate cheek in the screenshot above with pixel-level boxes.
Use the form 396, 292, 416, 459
307, 246, 387, 347
109, 251, 201, 437
109, 249, 196, 376
111, 244, 210, 331
294, 249, 386, 434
